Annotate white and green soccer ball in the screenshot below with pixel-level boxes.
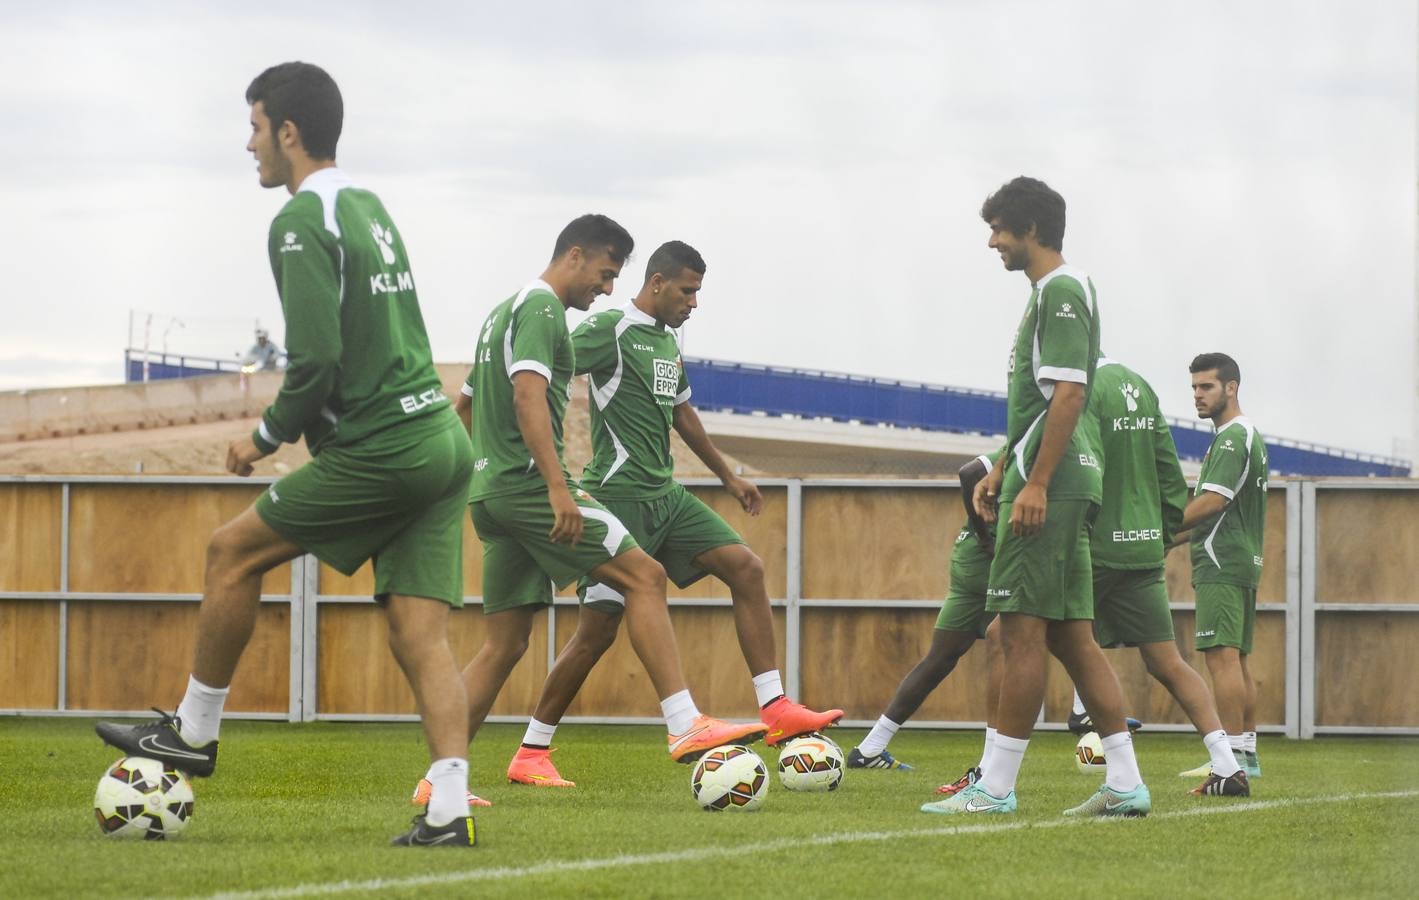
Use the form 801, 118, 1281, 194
94, 756, 195, 840
690, 744, 769, 811
1074, 732, 1107, 774
776, 732, 845, 792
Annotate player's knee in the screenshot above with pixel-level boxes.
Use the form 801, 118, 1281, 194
573, 613, 621, 655
623, 555, 668, 597
204, 524, 248, 581
724, 548, 765, 590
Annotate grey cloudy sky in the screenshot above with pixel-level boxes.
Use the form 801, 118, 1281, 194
1, 0, 1415, 460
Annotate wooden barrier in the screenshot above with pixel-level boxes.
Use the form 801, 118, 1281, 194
2, 477, 1416, 733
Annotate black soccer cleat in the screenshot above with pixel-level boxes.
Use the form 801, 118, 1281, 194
391, 814, 477, 847
1190, 769, 1250, 797
95, 708, 218, 778
1067, 711, 1143, 736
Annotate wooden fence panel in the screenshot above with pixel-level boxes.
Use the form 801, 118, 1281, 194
64, 601, 288, 713
802, 488, 961, 600
69, 485, 290, 594
1314, 613, 1419, 727
1315, 491, 1419, 604
0, 600, 59, 708
0, 484, 61, 592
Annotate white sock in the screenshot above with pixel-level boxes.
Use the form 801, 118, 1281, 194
521, 717, 557, 748
1228, 734, 1246, 753
1101, 731, 1142, 792
752, 670, 785, 708
857, 716, 899, 757
176, 675, 228, 746
980, 733, 1027, 797
1071, 690, 1086, 716
976, 726, 997, 772
424, 757, 471, 827
1243, 731, 1257, 753
1204, 729, 1241, 777
661, 690, 700, 735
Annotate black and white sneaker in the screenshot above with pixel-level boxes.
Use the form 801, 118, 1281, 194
95, 708, 218, 777
1067, 711, 1143, 736
1189, 769, 1250, 797
391, 814, 477, 847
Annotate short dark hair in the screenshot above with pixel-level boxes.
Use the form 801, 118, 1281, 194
246, 62, 343, 160
980, 176, 1066, 251
552, 214, 634, 265
1189, 352, 1241, 386
645, 241, 706, 283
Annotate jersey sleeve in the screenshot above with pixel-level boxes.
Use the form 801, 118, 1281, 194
509, 293, 565, 383
1152, 398, 1188, 541
1197, 423, 1249, 499
254, 211, 342, 454
1035, 277, 1093, 387
674, 355, 692, 405
570, 312, 619, 376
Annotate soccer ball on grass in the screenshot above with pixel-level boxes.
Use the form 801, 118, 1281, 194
94, 756, 195, 839
690, 744, 769, 811
776, 732, 844, 792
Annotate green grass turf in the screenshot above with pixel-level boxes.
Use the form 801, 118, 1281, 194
2, 718, 1415, 899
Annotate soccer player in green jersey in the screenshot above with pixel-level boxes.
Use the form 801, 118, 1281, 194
924, 176, 1150, 818
1077, 357, 1248, 796
499, 241, 842, 787
447, 221, 766, 794
1176, 353, 1268, 781
96, 62, 477, 847
848, 453, 999, 774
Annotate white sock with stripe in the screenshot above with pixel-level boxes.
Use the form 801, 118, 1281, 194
857, 716, 899, 757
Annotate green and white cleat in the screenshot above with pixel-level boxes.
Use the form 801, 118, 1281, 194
1063, 782, 1152, 818
1243, 751, 1262, 778
920, 783, 1017, 815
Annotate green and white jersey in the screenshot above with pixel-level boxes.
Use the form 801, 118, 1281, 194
574, 303, 691, 501
999, 265, 1103, 503
254, 168, 448, 456
463, 280, 574, 501
1090, 358, 1188, 570
1191, 417, 1269, 587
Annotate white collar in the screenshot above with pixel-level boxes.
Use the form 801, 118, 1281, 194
296, 167, 353, 194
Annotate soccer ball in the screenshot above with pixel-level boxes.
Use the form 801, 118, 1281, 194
94, 756, 195, 839
776, 732, 844, 792
1074, 732, 1106, 773
690, 745, 769, 811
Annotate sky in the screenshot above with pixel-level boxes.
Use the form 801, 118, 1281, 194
1, 0, 1415, 460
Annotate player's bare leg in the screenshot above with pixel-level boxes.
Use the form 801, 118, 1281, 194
461, 605, 539, 742
693, 544, 776, 675
882, 629, 976, 723
94, 504, 302, 775
192, 506, 304, 688
1138, 640, 1222, 734
530, 606, 621, 725
591, 548, 767, 761
695, 543, 843, 744
1202, 646, 1246, 734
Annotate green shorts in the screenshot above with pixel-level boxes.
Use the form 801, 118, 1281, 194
471, 486, 639, 615
986, 499, 1097, 621
936, 530, 992, 637
255, 411, 472, 606
580, 483, 744, 613
1092, 566, 1174, 647
1193, 582, 1257, 654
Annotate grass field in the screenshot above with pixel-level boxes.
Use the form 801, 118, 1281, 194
3, 718, 1415, 899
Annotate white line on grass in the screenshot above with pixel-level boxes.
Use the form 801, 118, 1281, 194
202, 789, 1419, 900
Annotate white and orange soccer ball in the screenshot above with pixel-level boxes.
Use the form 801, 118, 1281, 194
690, 745, 769, 811
94, 756, 195, 839
1075, 732, 1107, 774
776, 732, 845, 792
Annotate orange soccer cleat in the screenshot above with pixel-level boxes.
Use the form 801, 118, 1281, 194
668, 715, 769, 763
506, 746, 576, 788
760, 697, 844, 747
